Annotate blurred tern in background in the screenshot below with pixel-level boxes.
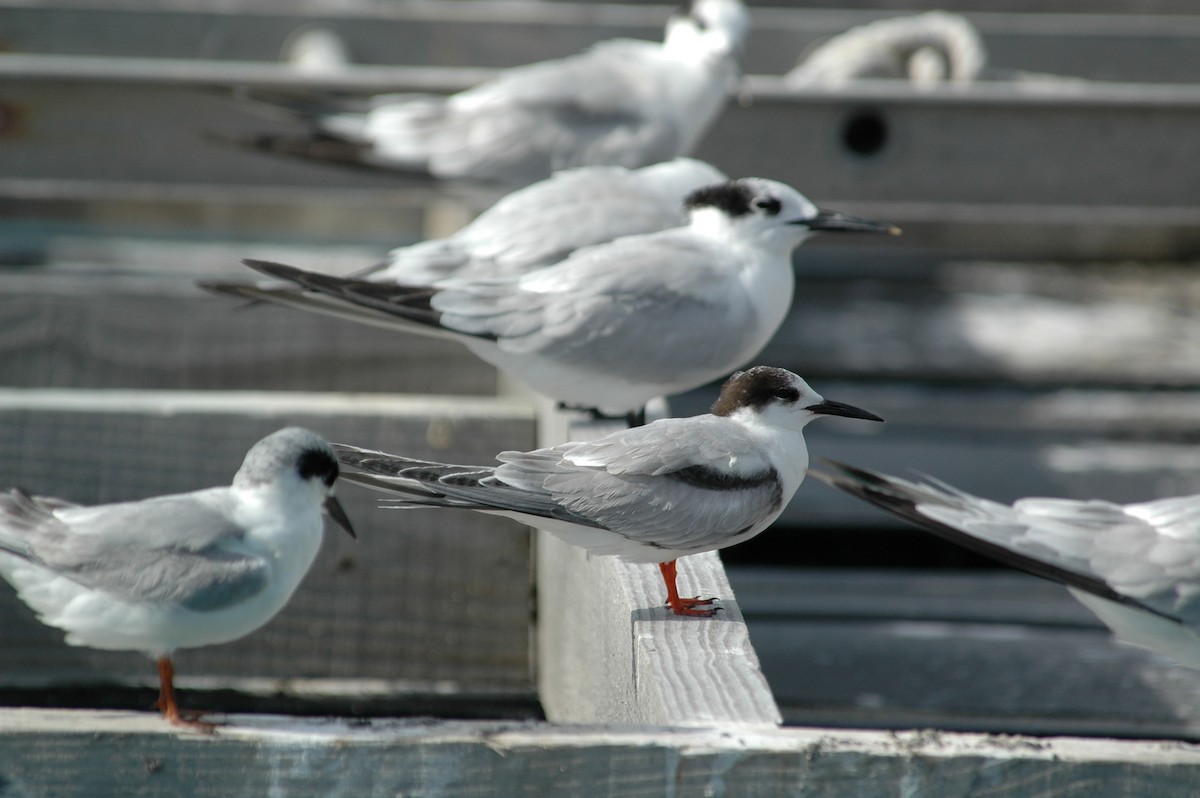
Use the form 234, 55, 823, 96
239, 0, 749, 186
814, 461, 1200, 670
0, 428, 355, 730
786, 11, 984, 88
201, 178, 899, 423
336, 367, 882, 616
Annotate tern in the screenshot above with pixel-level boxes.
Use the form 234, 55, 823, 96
814, 461, 1200, 670
202, 178, 899, 421
0, 427, 356, 729
241, 0, 749, 186
335, 366, 882, 616
787, 11, 984, 88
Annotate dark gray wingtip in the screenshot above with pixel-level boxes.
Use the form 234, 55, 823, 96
810, 459, 1182, 624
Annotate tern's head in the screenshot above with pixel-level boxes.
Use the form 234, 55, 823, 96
664, 0, 749, 61
711, 366, 884, 431
685, 178, 901, 249
234, 427, 356, 539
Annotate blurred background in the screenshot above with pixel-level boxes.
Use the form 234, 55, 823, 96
3, 0, 1200, 739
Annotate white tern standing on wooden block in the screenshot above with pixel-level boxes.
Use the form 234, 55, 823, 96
203, 179, 899, 423
239, 0, 749, 186
335, 367, 882, 617
813, 461, 1200, 670
0, 427, 356, 730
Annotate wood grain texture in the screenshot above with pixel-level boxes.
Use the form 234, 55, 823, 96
535, 410, 780, 727
0, 391, 536, 692
3, 710, 1200, 797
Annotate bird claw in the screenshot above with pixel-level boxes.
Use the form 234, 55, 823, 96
153, 698, 220, 734
666, 596, 721, 617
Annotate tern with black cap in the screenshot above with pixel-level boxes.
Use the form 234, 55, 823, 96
206, 178, 899, 422
0, 427, 356, 730
236, 0, 749, 186
335, 367, 882, 616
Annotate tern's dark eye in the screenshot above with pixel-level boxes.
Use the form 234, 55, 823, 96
755, 197, 782, 216
774, 387, 800, 403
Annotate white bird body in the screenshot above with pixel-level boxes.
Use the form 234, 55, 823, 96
336, 367, 883, 615
206, 178, 898, 416
259, 0, 749, 185
0, 427, 356, 726
814, 463, 1200, 669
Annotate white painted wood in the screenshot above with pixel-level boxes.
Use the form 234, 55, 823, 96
535, 406, 781, 727
3, 709, 1200, 797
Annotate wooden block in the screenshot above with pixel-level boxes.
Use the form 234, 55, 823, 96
535, 409, 780, 727
0, 390, 536, 694
3, 710, 1200, 797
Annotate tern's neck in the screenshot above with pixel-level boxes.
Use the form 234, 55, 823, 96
657, 42, 739, 152
729, 410, 811, 493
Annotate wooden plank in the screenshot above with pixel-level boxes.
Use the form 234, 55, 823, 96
0, 390, 537, 695
727, 567, 1102, 626
5, 1, 1200, 83
729, 567, 1200, 739
3, 709, 1200, 797
535, 408, 781, 726
769, 260, 1200, 386
0, 255, 498, 394
3, 56, 1200, 257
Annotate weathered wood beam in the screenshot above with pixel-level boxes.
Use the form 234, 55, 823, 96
3, 709, 1200, 797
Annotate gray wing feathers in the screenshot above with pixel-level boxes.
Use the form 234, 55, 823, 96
415, 42, 681, 181
339, 421, 782, 555
497, 419, 782, 552
824, 466, 1200, 624
334, 444, 593, 524
0, 488, 269, 612
434, 235, 756, 377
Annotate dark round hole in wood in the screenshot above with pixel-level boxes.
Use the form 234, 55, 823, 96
842, 111, 888, 157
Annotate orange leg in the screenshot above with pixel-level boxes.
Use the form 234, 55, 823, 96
154, 656, 217, 733
657, 560, 719, 617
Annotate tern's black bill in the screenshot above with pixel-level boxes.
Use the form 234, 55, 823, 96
799, 209, 901, 236
324, 495, 357, 539
806, 400, 885, 423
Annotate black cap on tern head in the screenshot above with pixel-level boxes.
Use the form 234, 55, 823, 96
711, 366, 884, 423
711, 366, 804, 416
